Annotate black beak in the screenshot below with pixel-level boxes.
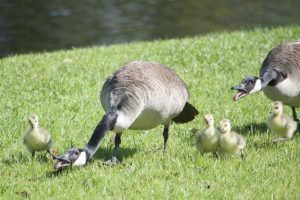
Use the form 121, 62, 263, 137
53, 155, 71, 163
231, 85, 246, 92
53, 154, 72, 171
231, 85, 237, 90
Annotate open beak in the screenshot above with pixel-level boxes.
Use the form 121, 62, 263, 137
231, 85, 248, 101
53, 154, 72, 170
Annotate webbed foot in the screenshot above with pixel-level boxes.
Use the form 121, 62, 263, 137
272, 138, 289, 143
104, 156, 120, 166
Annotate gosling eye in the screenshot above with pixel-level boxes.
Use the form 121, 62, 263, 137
74, 151, 79, 156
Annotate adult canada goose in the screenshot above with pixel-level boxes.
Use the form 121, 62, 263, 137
23, 113, 54, 159
266, 101, 297, 142
218, 119, 246, 158
231, 41, 300, 121
195, 114, 220, 154
54, 61, 199, 170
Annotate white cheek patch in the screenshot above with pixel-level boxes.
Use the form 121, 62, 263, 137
249, 79, 262, 94
73, 152, 87, 166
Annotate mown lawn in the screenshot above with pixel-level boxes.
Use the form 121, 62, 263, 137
0, 26, 299, 200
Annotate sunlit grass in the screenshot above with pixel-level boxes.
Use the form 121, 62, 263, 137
0, 26, 300, 199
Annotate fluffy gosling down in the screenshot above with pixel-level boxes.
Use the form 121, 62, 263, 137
219, 119, 246, 158
23, 113, 54, 158
266, 101, 297, 143
196, 114, 220, 154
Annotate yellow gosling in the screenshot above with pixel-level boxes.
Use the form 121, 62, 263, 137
219, 119, 246, 158
23, 113, 54, 159
266, 101, 297, 143
196, 114, 220, 154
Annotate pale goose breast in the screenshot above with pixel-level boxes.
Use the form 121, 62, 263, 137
261, 41, 300, 106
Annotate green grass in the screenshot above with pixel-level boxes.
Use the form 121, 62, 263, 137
1, 26, 300, 200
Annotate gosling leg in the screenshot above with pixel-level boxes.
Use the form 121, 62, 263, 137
292, 107, 299, 122
31, 151, 35, 160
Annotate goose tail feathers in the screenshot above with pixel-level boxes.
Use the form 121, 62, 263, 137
173, 102, 199, 124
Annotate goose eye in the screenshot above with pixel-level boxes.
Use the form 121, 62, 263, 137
74, 151, 79, 156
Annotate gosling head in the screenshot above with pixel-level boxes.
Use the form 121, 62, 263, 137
53, 148, 89, 171
29, 113, 39, 128
204, 114, 214, 127
219, 119, 232, 133
231, 76, 261, 101
270, 101, 283, 116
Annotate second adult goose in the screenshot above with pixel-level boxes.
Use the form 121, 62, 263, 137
231, 41, 300, 121
54, 61, 199, 170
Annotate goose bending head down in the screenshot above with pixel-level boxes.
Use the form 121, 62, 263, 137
231, 41, 300, 121
54, 61, 199, 170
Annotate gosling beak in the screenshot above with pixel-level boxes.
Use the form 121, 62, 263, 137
218, 127, 225, 133
204, 119, 209, 125
231, 85, 248, 101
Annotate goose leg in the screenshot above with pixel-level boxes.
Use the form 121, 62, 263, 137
112, 133, 122, 163
240, 150, 246, 159
291, 107, 299, 122
105, 133, 121, 165
163, 127, 169, 151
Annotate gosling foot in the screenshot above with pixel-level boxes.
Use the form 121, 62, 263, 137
272, 138, 289, 143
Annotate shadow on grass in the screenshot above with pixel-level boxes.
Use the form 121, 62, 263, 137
93, 146, 137, 162
3, 152, 52, 166
236, 121, 300, 135
235, 122, 268, 136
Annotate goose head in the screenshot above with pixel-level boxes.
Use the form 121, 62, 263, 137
219, 119, 231, 133
204, 114, 214, 127
231, 76, 261, 101
270, 101, 283, 116
29, 113, 39, 128
53, 148, 89, 170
